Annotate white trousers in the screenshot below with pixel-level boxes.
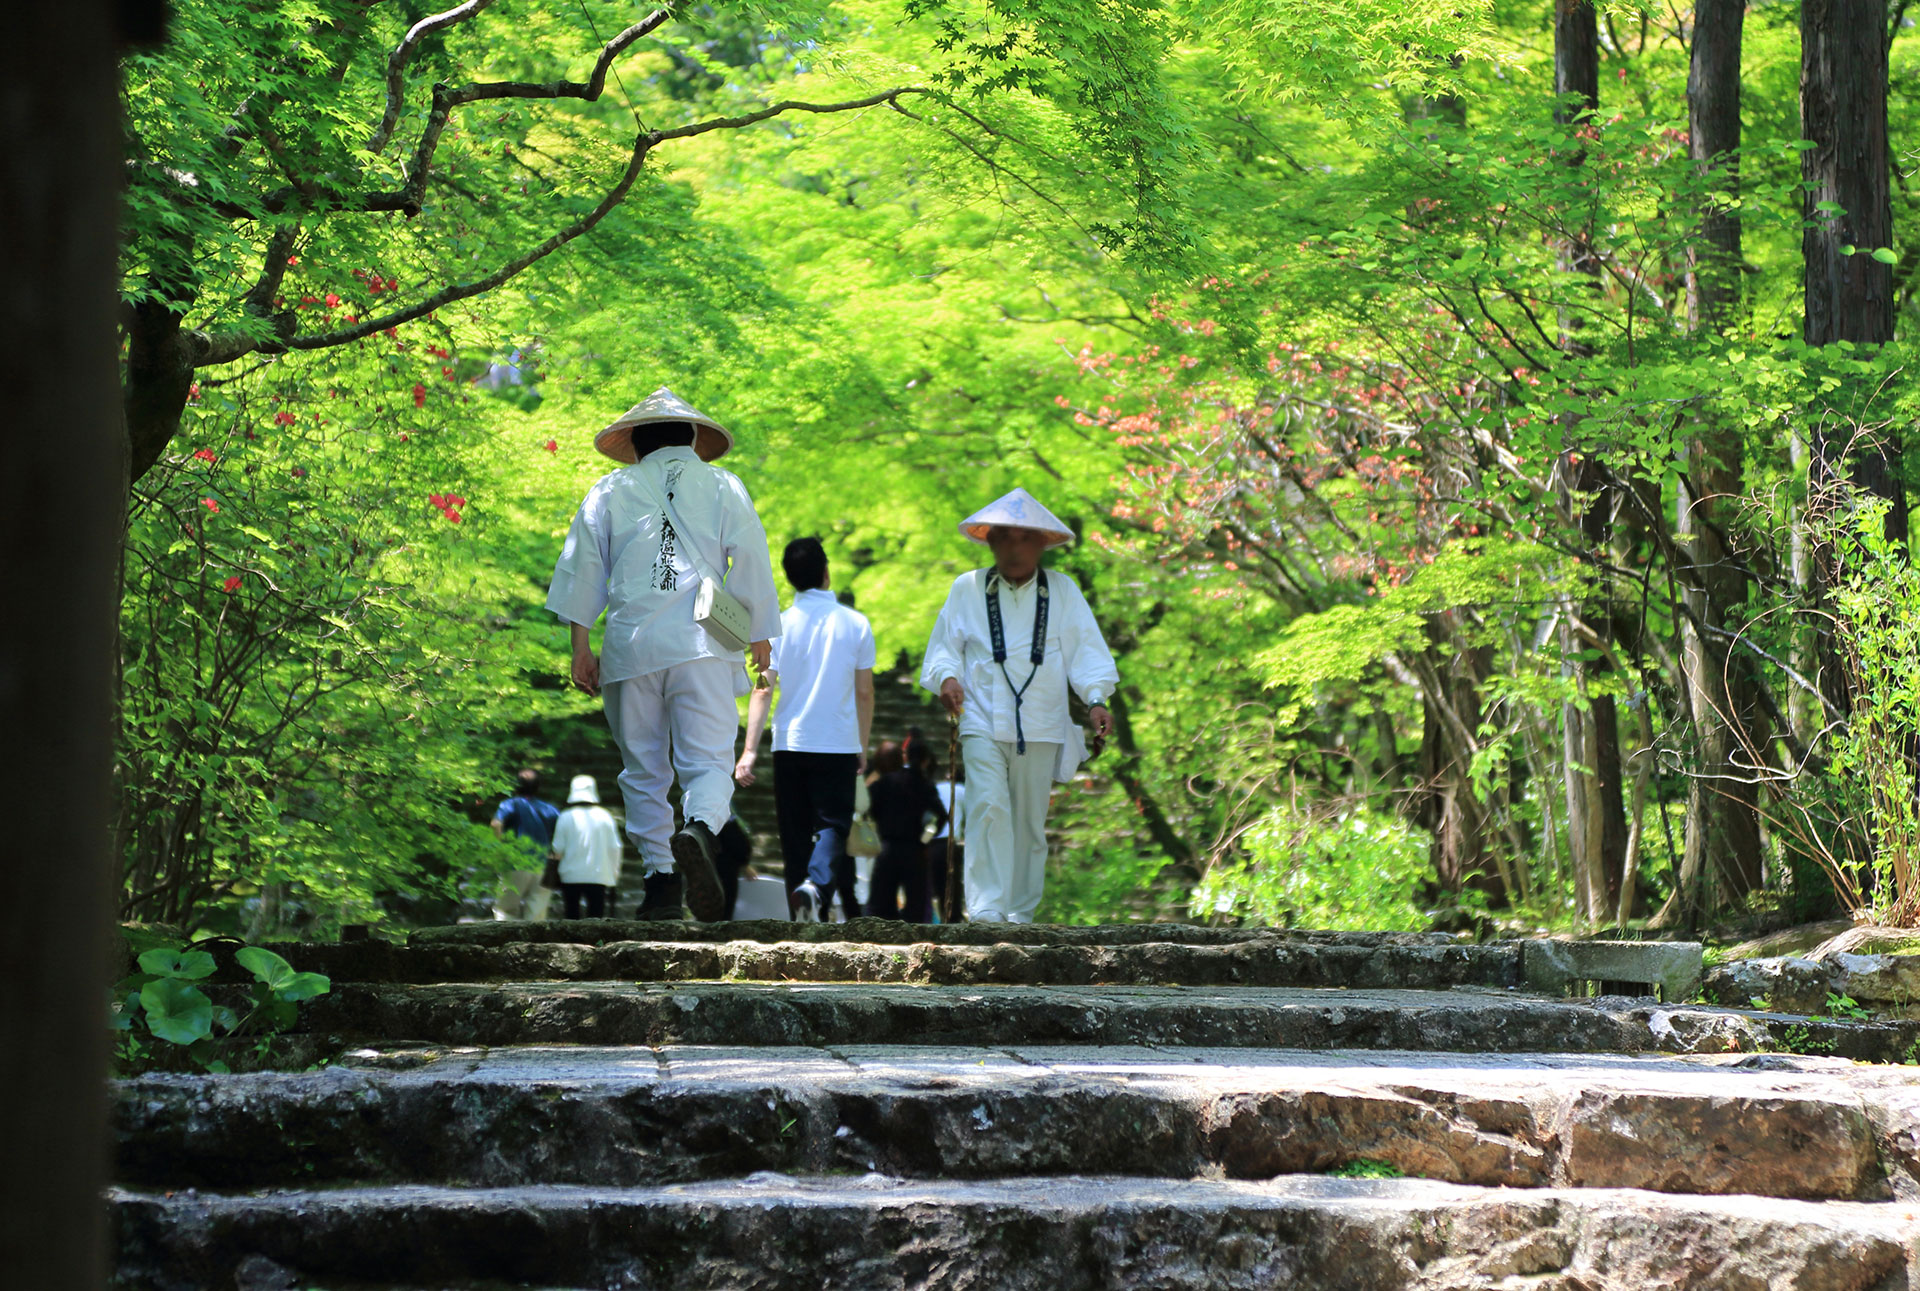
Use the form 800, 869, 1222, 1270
493, 869, 551, 921
959, 736, 1058, 923
602, 658, 738, 875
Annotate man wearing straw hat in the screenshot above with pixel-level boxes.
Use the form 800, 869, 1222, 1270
919, 488, 1119, 923
546, 388, 781, 921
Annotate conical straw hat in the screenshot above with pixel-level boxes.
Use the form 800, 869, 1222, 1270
593, 386, 734, 463
958, 487, 1075, 547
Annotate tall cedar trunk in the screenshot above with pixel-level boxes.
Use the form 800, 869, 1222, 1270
1661, 0, 1764, 928
0, 0, 126, 1284
1553, 0, 1630, 921
1799, 0, 1909, 898
1802, 0, 1903, 539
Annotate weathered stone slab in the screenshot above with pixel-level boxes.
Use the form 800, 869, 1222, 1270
1701, 955, 1837, 1016
1522, 939, 1704, 1003
290, 980, 1920, 1062
257, 934, 1520, 991
404, 919, 1469, 949
108, 1175, 1915, 1291
112, 1044, 1908, 1200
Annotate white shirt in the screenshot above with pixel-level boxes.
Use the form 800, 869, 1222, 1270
933, 780, 964, 840
545, 447, 782, 686
551, 804, 623, 886
769, 589, 876, 753
919, 567, 1119, 746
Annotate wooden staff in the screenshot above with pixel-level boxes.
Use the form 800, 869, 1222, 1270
944, 713, 964, 923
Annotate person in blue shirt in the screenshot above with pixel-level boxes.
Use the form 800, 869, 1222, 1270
491, 768, 560, 920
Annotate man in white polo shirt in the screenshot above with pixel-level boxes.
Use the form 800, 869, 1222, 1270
736, 537, 875, 921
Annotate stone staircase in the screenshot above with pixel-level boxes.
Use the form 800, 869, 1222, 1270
109, 922, 1920, 1289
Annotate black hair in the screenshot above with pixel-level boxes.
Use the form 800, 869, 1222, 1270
782, 536, 829, 590
627, 420, 697, 460
514, 768, 541, 796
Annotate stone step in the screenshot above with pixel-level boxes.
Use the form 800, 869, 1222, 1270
292, 981, 1918, 1061
112, 1045, 1920, 1202
408, 920, 1472, 948
108, 1174, 1919, 1291
271, 932, 1521, 990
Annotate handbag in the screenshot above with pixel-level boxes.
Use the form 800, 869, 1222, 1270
539, 855, 563, 890
846, 816, 882, 858
846, 775, 882, 857
638, 466, 753, 655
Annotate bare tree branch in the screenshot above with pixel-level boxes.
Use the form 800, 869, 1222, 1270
368, 0, 504, 152
652, 88, 923, 142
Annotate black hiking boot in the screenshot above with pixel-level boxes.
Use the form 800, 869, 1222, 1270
670, 819, 727, 922
636, 872, 685, 921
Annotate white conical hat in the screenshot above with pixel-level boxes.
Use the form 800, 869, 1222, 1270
593, 386, 734, 463
566, 774, 601, 804
958, 487, 1075, 547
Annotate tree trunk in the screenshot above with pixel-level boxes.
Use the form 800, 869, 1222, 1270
1660, 0, 1764, 929
0, 1, 127, 1284
1552, 0, 1628, 923
1415, 618, 1506, 902
1802, 0, 1904, 536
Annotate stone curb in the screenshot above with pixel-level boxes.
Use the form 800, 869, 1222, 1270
108, 1176, 1914, 1291
1521, 939, 1704, 1003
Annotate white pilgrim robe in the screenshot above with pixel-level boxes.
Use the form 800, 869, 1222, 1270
919, 567, 1119, 921
546, 446, 781, 872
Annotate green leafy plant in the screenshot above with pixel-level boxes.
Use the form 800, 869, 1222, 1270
111, 943, 330, 1073
1820, 992, 1872, 1022
1327, 1158, 1405, 1179
1191, 805, 1432, 930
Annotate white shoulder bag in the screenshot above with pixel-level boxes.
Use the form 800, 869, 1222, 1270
638, 465, 754, 655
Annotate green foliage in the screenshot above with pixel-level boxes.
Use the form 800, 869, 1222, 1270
1820, 992, 1872, 1022
1825, 501, 1920, 922
1327, 1158, 1406, 1179
111, 939, 331, 1074
1191, 805, 1431, 930
112, 0, 1920, 938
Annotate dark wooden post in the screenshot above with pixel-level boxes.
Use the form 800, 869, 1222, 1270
0, 1, 129, 1285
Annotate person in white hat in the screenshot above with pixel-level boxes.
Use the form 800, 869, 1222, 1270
545, 388, 782, 921
549, 775, 624, 919
919, 488, 1119, 923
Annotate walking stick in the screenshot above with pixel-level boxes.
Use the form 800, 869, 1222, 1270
944, 713, 964, 923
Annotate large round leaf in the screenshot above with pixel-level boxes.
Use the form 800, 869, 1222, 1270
137, 948, 217, 981
139, 978, 214, 1046
236, 946, 329, 1001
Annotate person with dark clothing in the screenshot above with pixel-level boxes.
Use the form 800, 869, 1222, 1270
867, 746, 948, 922
492, 769, 561, 920
713, 815, 753, 919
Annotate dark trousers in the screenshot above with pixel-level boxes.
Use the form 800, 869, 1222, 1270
773, 751, 858, 898
831, 852, 861, 919
561, 883, 609, 919
868, 839, 932, 923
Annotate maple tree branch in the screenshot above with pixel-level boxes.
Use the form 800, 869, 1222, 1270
368, 0, 502, 152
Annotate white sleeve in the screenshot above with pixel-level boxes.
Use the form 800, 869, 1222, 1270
1059, 577, 1119, 705
545, 487, 610, 627
550, 810, 578, 859
856, 613, 877, 670
716, 470, 783, 641
919, 577, 968, 694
